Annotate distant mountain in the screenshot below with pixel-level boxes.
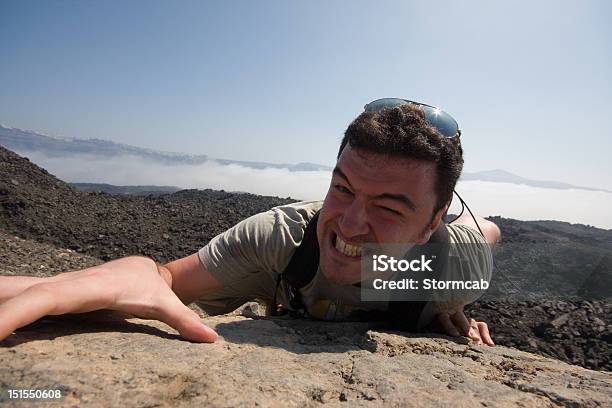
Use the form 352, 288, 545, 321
0, 125, 332, 172
2, 124, 610, 193
461, 169, 612, 194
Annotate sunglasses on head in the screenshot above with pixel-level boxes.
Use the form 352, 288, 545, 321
363, 98, 461, 139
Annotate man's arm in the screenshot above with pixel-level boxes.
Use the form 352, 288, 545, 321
432, 213, 501, 346
450, 213, 501, 246
162, 253, 223, 305
0, 254, 221, 342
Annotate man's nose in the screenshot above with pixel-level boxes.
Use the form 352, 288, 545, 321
338, 199, 369, 238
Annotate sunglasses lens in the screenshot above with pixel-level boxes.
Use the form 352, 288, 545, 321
419, 105, 460, 138
364, 98, 409, 112
363, 98, 460, 138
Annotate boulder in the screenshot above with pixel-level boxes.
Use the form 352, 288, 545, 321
1, 312, 611, 407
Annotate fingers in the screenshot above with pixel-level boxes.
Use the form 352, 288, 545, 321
435, 312, 494, 347
468, 318, 484, 345
0, 277, 113, 341
0, 266, 102, 304
0, 276, 45, 303
153, 295, 218, 343
0, 257, 218, 344
437, 312, 460, 336
0, 277, 218, 344
450, 309, 470, 336
466, 319, 494, 346
0, 284, 55, 340
477, 321, 494, 346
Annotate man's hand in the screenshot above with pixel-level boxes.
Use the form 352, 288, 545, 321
0, 256, 218, 343
435, 308, 494, 346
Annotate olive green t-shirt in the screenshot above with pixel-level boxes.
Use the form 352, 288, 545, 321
196, 200, 492, 328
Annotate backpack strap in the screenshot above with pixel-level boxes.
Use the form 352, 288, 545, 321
269, 211, 320, 316
282, 210, 321, 288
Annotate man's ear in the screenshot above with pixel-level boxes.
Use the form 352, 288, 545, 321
431, 203, 449, 231
418, 204, 448, 244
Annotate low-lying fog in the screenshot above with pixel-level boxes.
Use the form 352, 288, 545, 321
21, 152, 612, 230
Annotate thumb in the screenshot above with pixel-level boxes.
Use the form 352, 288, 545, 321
156, 296, 218, 343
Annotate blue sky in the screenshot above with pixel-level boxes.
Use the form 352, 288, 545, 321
1, 0, 611, 189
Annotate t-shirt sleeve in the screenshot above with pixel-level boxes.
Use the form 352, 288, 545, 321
197, 206, 308, 298
447, 224, 494, 293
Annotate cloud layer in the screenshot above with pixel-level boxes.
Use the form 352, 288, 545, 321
20, 151, 612, 229
22, 151, 332, 200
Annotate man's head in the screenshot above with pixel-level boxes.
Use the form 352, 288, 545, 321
338, 103, 463, 213
317, 103, 464, 285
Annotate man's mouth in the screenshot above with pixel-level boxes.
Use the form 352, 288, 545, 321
333, 233, 362, 257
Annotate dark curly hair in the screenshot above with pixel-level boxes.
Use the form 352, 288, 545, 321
337, 104, 463, 215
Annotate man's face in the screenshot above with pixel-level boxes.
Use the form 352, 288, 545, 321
317, 144, 442, 285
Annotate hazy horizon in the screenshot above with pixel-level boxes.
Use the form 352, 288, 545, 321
3, 123, 612, 196
16, 150, 612, 230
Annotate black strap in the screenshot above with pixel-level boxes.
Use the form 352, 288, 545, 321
269, 211, 320, 316
282, 211, 321, 288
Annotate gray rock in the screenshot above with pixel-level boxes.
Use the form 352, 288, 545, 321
1, 313, 611, 407
550, 313, 571, 328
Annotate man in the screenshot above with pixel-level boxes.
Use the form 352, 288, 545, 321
0, 99, 500, 345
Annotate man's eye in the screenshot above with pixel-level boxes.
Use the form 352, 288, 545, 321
334, 185, 352, 195
379, 206, 402, 216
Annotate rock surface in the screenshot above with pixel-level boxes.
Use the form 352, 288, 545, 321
1, 232, 611, 407
1, 311, 611, 407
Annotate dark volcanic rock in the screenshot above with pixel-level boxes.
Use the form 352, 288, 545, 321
467, 299, 611, 371
0, 146, 295, 263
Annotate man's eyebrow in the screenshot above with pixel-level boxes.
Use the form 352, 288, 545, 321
332, 167, 353, 189
332, 167, 416, 212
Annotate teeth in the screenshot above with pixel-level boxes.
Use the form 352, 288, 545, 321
335, 235, 362, 257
